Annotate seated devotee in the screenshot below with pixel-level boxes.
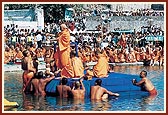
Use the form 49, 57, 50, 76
108, 64, 115, 73
86, 49, 109, 79
70, 50, 84, 78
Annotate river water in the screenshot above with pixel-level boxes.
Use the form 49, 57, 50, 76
3, 65, 165, 112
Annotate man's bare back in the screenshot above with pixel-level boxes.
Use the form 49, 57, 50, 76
91, 86, 107, 100
91, 79, 119, 100
71, 79, 85, 99
57, 85, 71, 98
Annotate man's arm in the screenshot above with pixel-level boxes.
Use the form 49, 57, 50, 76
80, 79, 85, 91
104, 88, 119, 97
133, 78, 145, 86
45, 73, 55, 82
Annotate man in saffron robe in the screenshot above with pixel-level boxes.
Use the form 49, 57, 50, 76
86, 49, 109, 79
70, 50, 84, 78
54, 24, 74, 78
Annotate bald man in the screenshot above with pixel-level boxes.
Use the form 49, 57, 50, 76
54, 24, 74, 78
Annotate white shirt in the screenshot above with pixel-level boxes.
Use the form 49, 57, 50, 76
36, 34, 42, 41
70, 36, 76, 42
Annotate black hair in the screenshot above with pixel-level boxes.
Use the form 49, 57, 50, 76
75, 81, 80, 88
38, 71, 44, 79
62, 77, 68, 85
22, 50, 28, 57
141, 70, 147, 76
109, 64, 114, 70
95, 79, 102, 86
70, 50, 76, 58
83, 76, 88, 80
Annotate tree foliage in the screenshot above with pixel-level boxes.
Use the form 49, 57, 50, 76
4, 4, 70, 23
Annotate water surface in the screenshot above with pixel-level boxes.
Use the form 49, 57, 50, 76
3, 65, 164, 112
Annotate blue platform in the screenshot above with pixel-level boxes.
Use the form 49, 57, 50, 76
45, 72, 149, 98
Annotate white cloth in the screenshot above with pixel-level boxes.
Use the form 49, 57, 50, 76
36, 34, 42, 41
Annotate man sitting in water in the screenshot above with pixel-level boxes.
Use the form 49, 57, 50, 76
57, 77, 72, 98
132, 70, 157, 95
71, 78, 85, 99
91, 79, 119, 100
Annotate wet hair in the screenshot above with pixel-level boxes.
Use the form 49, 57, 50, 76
95, 79, 102, 86
22, 50, 28, 57
141, 70, 147, 77
38, 71, 44, 79
34, 72, 41, 79
62, 77, 68, 85
75, 81, 80, 88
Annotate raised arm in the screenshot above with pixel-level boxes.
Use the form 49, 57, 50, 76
80, 78, 85, 91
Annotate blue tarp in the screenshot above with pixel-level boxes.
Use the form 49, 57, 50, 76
45, 72, 148, 98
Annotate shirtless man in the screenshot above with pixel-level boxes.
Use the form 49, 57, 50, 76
91, 79, 119, 100
21, 50, 36, 92
31, 71, 55, 96
132, 70, 157, 95
71, 78, 85, 99
57, 77, 72, 98
38, 71, 55, 96
31, 73, 41, 96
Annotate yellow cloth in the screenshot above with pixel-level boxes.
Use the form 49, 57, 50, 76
93, 54, 109, 78
71, 57, 84, 77
54, 29, 74, 78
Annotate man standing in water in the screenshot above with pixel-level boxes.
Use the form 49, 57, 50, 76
31, 71, 55, 96
71, 78, 85, 99
91, 79, 119, 100
132, 70, 157, 95
54, 24, 74, 78
21, 50, 36, 93
57, 77, 72, 98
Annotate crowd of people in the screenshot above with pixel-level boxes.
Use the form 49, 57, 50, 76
4, 21, 164, 66
71, 4, 164, 17
19, 23, 120, 100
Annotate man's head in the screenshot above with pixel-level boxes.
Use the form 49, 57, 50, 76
60, 24, 68, 31
95, 79, 102, 86
70, 50, 76, 58
95, 49, 102, 58
37, 71, 44, 79
22, 50, 29, 57
140, 70, 147, 78
62, 77, 68, 85
75, 81, 80, 89
109, 64, 114, 71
